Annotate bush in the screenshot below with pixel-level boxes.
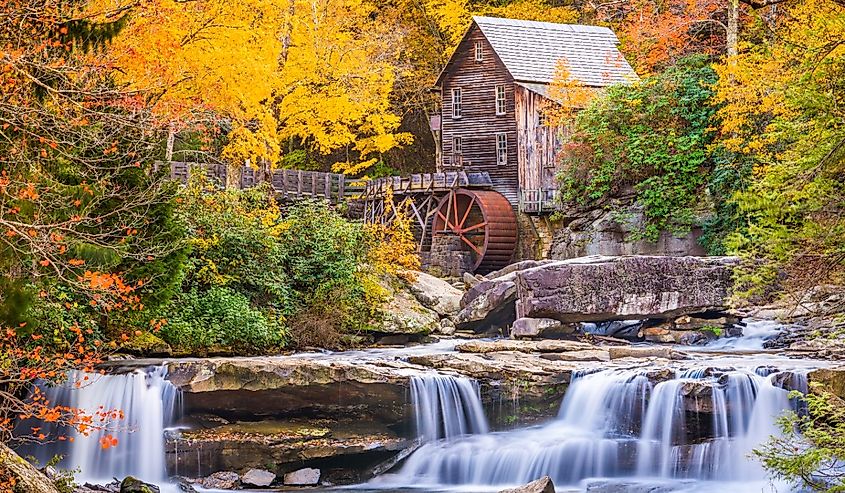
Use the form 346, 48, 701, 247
754, 387, 845, 492
161, 287, 285, 354
559, 55, 719, 241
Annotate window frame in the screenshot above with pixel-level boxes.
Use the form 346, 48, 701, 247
452, 87, 462, 119
452, 136, 463, 166
475, 41, 483, 62
495, 85, 506, 116
496, 133, 508, 165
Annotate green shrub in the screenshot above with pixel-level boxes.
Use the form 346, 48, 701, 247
161, 287, 286, 353
559, 55, 719, 241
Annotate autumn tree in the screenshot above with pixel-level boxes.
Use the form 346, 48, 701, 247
0, 0, 184, 448
715, 0, 845, 305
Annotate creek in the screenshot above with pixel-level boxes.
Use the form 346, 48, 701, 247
21, 322, 829, 493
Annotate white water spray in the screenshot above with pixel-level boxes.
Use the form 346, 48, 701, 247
389, 367, 807, 489
410, 374, 489, 442
28, 365, 180, 485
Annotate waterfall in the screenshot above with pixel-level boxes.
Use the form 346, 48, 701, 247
410, 374, 489, 442
390, 367, 806, 488
25, 365, 180, 485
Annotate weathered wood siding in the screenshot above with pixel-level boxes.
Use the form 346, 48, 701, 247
515, 86, 566, 211
440, 25, 519, 205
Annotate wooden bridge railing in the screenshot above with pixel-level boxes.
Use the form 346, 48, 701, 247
155, 161, 365, 204
155, 162, 492, 205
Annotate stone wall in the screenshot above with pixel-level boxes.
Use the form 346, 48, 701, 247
424, 234, 474, 277
548, 203, 706, 260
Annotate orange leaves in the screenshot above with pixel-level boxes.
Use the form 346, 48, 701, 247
39, 259, 50, 267
99, 434, 119, 449
68, 258, 85, 266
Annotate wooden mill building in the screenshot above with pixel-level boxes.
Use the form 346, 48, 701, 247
433, 16, 638, 213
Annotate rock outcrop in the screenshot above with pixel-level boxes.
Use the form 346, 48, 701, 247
454, 256, 737, 332
516, 256, 737, 323
406, 271, 463, 317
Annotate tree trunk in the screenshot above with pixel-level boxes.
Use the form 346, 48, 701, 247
165, 123, 176, 161
727, 0, 739, 59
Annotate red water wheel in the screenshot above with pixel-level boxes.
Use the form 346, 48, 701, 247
432, 189, 517, 274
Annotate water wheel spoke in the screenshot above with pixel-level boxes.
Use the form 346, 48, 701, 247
452, 190, 460, 227
462, 221, 488, 234
459, 235, 483, 256
436, 210, 450, 231
458, 198, 476, 229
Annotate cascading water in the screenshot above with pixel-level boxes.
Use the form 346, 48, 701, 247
410, 374, 489, 442
25, 365, 180, 485
388, 366, 807, 490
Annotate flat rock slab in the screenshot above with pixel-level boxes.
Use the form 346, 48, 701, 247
456, 339, 597, 354
516, 255, 737, 323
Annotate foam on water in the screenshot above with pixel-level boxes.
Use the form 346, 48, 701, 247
380, 366, 807, 492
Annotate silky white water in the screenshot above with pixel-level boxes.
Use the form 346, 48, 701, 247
27, 365, 180, 485
410, 374, 489, 442
383, 366, 807, 491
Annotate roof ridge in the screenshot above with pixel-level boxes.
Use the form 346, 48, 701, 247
472, 15, 614, 33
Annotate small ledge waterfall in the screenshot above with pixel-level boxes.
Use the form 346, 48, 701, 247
27, 365, 180, 485
410, 374, 489, 442
393, 367, 807, 488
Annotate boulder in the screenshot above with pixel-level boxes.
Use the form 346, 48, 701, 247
406, 271, 463, 316
380, 287, 439, 335
241, 468, 276, 487
0, 443, 61, 493
439, 318, 456, 336
463, 272, 483, 289
515, 256, 737, 323
200, 471, 239, 489
511, 317, 576, 339
284, 467, 321, 485
455, 278, 518, 331
120, 477, 161, 493
498, 476, 555, 493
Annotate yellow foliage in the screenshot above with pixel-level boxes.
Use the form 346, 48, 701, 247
543, 61, 599, 128
365, 188, 421, 281
88, 0, 411, 173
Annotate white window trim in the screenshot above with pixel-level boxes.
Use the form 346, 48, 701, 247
495, 85, 506, 116
452, 87, 462, 119
496, 133, 508, 165
475, 41, 483, 62
453, 136, 463, 155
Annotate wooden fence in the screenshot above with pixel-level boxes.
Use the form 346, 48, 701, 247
155, 161, 365, 204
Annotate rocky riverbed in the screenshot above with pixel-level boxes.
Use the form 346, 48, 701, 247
12, 255, 845, 492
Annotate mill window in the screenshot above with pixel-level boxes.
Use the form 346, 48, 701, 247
495, 85, 506, 115
496, 133, 508, 165
452, 88, 462, 118
475, 41, 483, 62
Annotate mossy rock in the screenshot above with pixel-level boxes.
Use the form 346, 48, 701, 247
121, 331, 172, 356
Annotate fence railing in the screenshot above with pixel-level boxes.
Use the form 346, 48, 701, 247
154, 161, 366, 204
520, 188, 561, 214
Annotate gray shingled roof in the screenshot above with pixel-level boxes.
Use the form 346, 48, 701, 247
472, 16, 638, 87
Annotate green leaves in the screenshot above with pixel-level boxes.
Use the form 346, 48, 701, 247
559, 55, 718, 242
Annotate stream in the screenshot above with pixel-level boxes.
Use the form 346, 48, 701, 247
22, 319, 830, 493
